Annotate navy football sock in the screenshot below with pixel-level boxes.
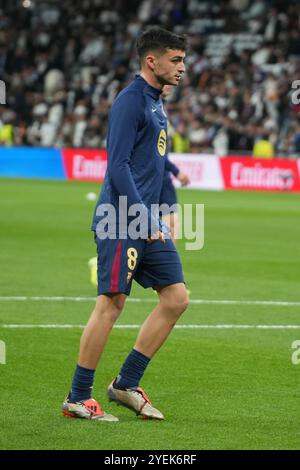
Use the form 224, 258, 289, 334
114, 348, 151, 389
69, 364, 95, 402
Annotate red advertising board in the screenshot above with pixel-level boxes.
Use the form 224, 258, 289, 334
220, 157, 300, 192
62, 149, 107, 181
60, 149, 300, 193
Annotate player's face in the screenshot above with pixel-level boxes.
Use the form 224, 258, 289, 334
152, 49, 185, 86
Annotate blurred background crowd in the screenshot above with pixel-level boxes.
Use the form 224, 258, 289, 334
1, 0, 300, 157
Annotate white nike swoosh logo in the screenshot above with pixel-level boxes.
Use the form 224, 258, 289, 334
151, 107, 157, 113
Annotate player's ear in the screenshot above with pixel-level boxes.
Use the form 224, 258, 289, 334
145, 54, 156, 71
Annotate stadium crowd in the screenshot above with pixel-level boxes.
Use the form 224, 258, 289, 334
1, 0, 300, 157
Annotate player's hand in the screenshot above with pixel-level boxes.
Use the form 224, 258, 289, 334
147, 231, 165, 243
177, 172, 190, 186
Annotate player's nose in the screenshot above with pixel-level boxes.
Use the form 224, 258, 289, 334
178, 63, 185, 74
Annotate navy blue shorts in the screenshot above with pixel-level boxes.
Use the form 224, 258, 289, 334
94, 234, 184, 296
159, 176, 177, 215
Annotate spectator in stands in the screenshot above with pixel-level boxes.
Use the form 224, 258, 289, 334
0, 110, 14, 146
172, 123, 190, 153
253, 131, 275, 159
82, 115, 104, 148
1, 0, 300, 157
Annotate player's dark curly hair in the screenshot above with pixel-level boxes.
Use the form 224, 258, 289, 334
136, 27, 187, 61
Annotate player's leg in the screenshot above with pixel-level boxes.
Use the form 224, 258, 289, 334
107, 240, 187, 419
133, 282, 188, 357
107, 283, 188, 419
79, 293, 126, 369
62, 293, 126, 422
63, 236, 132, 422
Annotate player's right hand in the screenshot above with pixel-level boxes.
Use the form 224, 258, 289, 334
147, 231, 165, 243
177, 171, 190, 186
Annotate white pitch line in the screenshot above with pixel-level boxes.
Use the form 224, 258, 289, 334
0, 296, 300, 307
1, 324, 300, 330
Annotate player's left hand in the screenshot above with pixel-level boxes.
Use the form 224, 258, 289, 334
147, 230, 165, 243
177, 172, 190, 186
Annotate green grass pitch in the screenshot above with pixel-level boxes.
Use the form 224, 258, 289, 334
0, 178, 300, 450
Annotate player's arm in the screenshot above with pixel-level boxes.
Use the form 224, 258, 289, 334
107, 91, 160, 237
165, 156, 180, 177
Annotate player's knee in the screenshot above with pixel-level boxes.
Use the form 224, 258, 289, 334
174, 293, 189, 316
109, 298, 125, 322
112, 296, 126, 313
164, 291, 189, 318
181, 293, 189, 312
99, 304, 122, 324
95, 295, 125, 324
